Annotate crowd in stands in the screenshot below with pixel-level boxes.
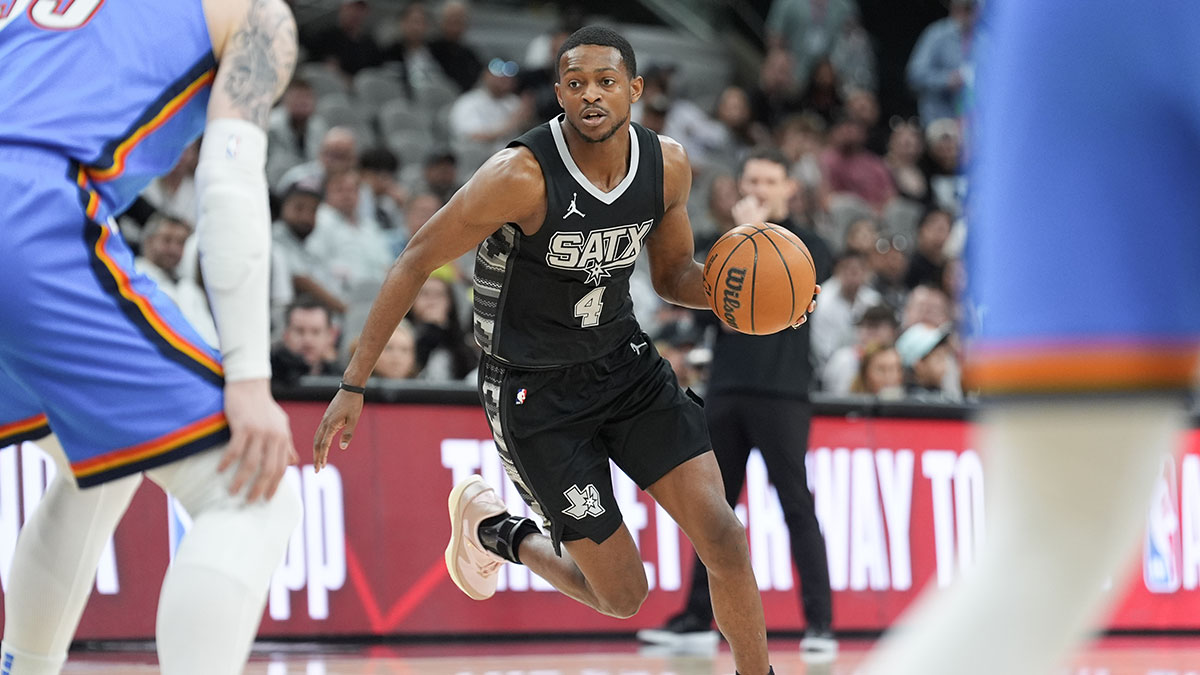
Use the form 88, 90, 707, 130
116, 0, 978, 400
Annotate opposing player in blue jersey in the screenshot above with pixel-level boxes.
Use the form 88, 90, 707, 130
0, 0, 301, 673
862, 3, 1200, 674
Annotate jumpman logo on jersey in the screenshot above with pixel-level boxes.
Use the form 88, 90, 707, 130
563, 192, 586, 220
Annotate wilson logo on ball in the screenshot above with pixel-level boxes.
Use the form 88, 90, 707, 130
721, 266, 747, 329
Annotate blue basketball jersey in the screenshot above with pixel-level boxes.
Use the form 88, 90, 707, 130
963, 0, 1200, 394
0, 0, 214, 221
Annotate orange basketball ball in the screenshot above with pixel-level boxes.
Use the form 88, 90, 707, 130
702, 222, 817, 335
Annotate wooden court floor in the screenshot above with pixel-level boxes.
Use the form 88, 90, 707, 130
58, 636, 1200, 674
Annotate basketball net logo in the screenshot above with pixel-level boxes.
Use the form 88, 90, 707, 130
563, 192, 586, 220
1144, 456, 1181, 593
562, 484, 605, 520
546, 219, 654, 286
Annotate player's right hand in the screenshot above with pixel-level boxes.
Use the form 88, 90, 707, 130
220, 378, 297, 502
313, 389, 364, 472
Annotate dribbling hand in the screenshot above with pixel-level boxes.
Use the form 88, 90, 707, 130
312, 389, 364, 472
792, 284, 822, 329
220, 378, 297, 502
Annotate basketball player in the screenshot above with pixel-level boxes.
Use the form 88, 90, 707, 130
0, 0, 301, 673
861, 3, 1199, 674
314, 26, 814, 675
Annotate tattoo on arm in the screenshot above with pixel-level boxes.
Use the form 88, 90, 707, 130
221, 0, 298, 127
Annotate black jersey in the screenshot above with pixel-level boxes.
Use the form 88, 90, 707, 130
472, 115, 664, 368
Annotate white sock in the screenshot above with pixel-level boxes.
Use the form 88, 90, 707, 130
860, 399, 1183, 675
0, 643, 66, 675
147, 449, 301, 675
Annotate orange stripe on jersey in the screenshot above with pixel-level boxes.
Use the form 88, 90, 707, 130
74, 167, 100, 219
71, 412, 228, 478
964, 343, 1200, 394
0, 414, 49, 440
86, 68, 215, 183
91, 225, 224, 378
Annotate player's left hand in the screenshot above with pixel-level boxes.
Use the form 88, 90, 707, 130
312, 388, 364, 472
791, 284, 821, 329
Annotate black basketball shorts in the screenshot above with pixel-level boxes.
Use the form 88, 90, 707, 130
477, 331, 711, 553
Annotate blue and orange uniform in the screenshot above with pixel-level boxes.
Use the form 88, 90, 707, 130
0, 0, 229, 486
964, 1, 1200, 395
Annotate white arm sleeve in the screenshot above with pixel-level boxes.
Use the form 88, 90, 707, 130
195, 118, 273, 382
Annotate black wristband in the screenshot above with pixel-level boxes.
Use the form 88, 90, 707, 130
339, 380, 366, 395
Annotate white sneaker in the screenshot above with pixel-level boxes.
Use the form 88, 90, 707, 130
801, 629, 838, 664
445, 475, 507, 600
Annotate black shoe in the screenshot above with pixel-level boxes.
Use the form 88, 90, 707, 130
801, 627, 838, 663
635, 612, 718, 648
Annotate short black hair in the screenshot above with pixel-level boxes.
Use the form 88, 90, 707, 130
556, 25, 637, 81
359, 146, 399, 173
286, 295, 334, 326
737, 147, 791, 179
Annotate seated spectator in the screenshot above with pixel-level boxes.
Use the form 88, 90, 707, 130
844, 87, 888, 156
870, 232, 911, 312
776, 113, 826, 190
849, 343, 905, 399
384, 1, 449, 96
371, 320, 419, 380
749, 48, 804, 131
798, 59, 843, 126
906, 207, 952, 289
901, 283, 952, 330
304, 0, 384, 79
884, 119, 929, 205
449, 58, 531, 170
518, 21, 573, 123
272, 180, 346, 323
820, 115, 896, 212
921, 118, 966, 214
809, 250, 883, 367
123, 141, 200, 250
895, 322, 961, 402
843, 216, 880, 256
408, 149, 461, 204
359, 146, 407, 232
821, 303, 898, 394
271, 297, 341, 385
134, 213, 218, 346
276, 126, 359, 194
309, 170, 394, 296
408, 277, 477, 380
267, 78, 327, 187
708, 85, 767, 170
428, 0, 483, 92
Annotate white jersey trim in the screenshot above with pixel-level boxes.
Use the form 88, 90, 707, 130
549, 114, 639, 205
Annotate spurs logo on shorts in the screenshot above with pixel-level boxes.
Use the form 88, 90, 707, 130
562, 483, 605, 520
545, 219, 654, 286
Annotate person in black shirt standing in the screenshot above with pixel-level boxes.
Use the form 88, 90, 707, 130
638, 148, 838, 662
313, 28, 818, 675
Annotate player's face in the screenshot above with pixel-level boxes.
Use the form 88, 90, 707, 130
556, 45, 643, 144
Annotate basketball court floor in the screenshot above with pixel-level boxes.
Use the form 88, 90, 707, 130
58, 636, 1200, 674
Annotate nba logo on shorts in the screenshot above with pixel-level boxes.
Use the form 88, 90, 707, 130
1144, 457, 1181, 593
515, 388, 527, 405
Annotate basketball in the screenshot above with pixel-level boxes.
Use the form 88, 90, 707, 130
702, 222, 817, 335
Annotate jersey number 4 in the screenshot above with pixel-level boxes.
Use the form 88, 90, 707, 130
0, 0, 106, 33
574, 287, 606, 328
